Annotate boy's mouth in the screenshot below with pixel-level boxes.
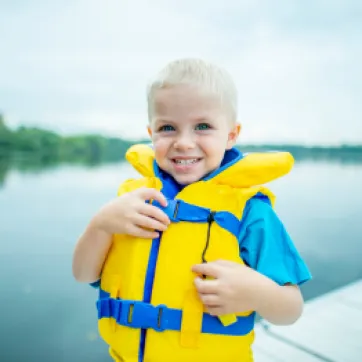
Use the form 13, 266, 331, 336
171, 158, 201, 165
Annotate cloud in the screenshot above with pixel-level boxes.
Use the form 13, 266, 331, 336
0, 0, 361, 144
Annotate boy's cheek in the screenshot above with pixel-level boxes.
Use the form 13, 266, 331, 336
153, 139, 171, 155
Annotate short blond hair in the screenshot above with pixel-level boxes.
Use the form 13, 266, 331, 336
147, 58, 238, 122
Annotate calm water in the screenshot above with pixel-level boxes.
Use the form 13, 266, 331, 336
1, 159, 362, 362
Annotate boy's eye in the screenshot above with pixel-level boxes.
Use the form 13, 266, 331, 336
195, 123, 211, 130
159, 124, 175, 132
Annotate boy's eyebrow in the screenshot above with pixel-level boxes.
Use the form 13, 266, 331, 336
153, 115, 213, 125
153, 118, 175, 125
193, 117, 211, 122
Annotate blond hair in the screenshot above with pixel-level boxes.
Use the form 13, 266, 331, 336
147, 58, 238, 122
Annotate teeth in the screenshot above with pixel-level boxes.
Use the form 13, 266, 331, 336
175, 159, 198, 165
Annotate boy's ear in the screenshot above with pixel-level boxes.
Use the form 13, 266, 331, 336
147, 126, 152, 137
226, 123, 241, 149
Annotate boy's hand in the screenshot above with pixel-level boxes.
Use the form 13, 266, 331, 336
192, 260, 265, 316
93, 187, 170, 238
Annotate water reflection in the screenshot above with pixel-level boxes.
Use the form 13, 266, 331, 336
0, 153, 10, 187
1, 153, 362, 362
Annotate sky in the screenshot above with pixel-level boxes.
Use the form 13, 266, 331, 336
0, 0, 361, 145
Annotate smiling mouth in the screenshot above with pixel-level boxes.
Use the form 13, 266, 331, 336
172, 158, 201, 165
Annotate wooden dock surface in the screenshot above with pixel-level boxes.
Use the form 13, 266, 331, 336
252, 280, 362, 362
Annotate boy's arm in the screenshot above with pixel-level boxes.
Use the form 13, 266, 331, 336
238, 196, 311, 324
72, 186, 170, 284
72, 181, 132, 284
252, 274, 304, 325
72, 218, 112, 283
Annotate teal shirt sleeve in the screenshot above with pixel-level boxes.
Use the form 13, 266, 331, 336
239, 197, 312, 286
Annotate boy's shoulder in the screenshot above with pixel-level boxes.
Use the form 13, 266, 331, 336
242, 194, 282, 228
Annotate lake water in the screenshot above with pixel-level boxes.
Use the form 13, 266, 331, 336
1, 158, 362, 361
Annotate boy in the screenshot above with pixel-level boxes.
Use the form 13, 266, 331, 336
72, 58, 311, 362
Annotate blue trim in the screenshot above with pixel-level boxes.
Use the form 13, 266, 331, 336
153, 158, 161, 179
138, 235, 161, 362
97, 291, 255, 336
138, 173, 181, 362
254, 192, 272, 205
89, 279, 100, 288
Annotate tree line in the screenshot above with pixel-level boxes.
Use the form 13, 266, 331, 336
0, 114, 136, 163
1, 114, 362, 164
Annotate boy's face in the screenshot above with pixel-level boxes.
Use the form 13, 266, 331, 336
148, 84, 240, 185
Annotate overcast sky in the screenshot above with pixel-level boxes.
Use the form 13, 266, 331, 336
1, 0, 361, 145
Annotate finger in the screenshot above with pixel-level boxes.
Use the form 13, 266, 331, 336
194, 276, 219, 294
133, 214, 169, 232
139, 203, 170, 225
206, 306, 225, 316
126, 224, 159, 239
138, 188, 168, 207
199, 293, 221, 307
192, 262, 221, 278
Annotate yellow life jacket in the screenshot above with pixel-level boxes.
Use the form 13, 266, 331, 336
96, 144, 294, 362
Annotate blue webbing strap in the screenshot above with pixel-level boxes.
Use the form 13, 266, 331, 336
97, 290, 255, 336
152, 199, 240, 239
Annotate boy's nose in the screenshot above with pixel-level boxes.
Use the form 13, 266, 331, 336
173, 134, 195, 150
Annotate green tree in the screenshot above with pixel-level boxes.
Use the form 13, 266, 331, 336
0, 114, 14, 149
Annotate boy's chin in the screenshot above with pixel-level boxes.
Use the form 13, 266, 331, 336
172, 173, 204, 185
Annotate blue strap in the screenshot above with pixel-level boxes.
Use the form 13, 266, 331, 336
152, 199, 240, 239
153, 199, 210, 222
214, 212, 240, 239
97, 291, 255, 336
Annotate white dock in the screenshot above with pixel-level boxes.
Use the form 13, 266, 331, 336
253, 280, 362, 362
